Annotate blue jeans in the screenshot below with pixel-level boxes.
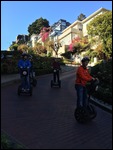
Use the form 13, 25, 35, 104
20, 69, 30, 89
21, 75, 30, 89
75, 84, 88, 107
53, 70, 59, 82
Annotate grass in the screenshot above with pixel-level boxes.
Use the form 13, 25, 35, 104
1, 131, 26, 149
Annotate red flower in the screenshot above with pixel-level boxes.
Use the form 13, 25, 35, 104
68, 43, 74, 51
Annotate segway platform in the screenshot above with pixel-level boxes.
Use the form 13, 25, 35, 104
18, 85, 32, 96
51, 80, 61, 88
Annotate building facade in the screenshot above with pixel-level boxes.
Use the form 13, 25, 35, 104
9, 7, 109, 60
49, 19, 71, 41
53, 7, 109, 60
35, 8, 109, 58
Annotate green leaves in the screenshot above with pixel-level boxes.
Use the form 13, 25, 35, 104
87, 11, 112, 58
28, 17, 50, 36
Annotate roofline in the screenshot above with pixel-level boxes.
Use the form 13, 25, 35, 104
82, 7, 110, 23
61, 7, 109, 33
62, 20, 82, 33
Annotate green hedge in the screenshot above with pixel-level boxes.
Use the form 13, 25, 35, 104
1, 132, 26, 149
90, 59, 112, 104
1, 52, 64, 75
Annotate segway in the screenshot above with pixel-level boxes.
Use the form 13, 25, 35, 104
74, 78, 99, 123
51, 69, 61, 88
30, 71, 37, 87
18, 68, 32, 96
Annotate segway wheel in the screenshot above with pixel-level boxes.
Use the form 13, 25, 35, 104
87, 105, 97, 120
51, 80, 53, 88
74, 107, 89, 123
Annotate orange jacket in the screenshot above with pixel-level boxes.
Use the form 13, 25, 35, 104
75, 66, 92, 86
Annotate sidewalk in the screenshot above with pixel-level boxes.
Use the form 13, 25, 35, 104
1, 74, 20, 83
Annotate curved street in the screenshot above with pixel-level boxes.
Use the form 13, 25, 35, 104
1, 68, 112, 149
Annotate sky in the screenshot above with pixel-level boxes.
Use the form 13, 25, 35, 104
1, 1, 112, 50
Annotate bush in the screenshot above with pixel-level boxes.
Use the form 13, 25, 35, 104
90, 59, 112, 104
1, 132, 25, 149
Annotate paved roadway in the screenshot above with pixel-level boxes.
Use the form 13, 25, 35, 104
1, 69, 112, 149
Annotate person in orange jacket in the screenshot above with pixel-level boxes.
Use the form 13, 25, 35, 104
75, 57, 96, 108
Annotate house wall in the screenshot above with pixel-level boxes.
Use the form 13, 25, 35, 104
82, 9, 108, 36
58, 26, 83, 46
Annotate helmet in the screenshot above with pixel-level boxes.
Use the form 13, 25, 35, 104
81, 57, 90, 63
22, 52, 28, 57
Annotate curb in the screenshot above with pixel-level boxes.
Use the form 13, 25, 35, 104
89, 97, 112, 114
1, 79, 21, 87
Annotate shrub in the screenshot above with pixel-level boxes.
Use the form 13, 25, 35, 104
90, 59, 112, 104
1, 132, 25, 149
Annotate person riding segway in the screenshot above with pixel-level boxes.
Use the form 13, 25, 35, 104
51, 58, 61, 88
74, 57, 99, 123
17, 53, 32, 96
28, 55, 37, 87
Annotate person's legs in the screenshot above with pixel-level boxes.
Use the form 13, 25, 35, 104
53, 72, 56, 82
25, 70, 31, 90
21, 76, 26, 89
83, 87, 88, 107
56, 70, 59, 82
25, 76, 30, 89
75, 84, 84, 107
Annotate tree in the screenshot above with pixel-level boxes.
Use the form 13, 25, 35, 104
33, 43, 47, 55
46, 40, 62, 57
62, 36, 90, 60
17, 44, 29, 53
77, 13, 86, 21
9, 43, 19, 51
16, 35, 30, 44
28, 17, 50, 36
68, 36, 89, 54
87, 11, 112, 59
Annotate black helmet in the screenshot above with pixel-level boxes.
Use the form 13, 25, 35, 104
22, 52, 28, 57
81, 57, 90, 63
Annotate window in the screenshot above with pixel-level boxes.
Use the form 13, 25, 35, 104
61, 22, 66, 26
78, 24, 83, 31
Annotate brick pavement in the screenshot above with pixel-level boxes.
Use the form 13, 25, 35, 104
1, 66, 112, 149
